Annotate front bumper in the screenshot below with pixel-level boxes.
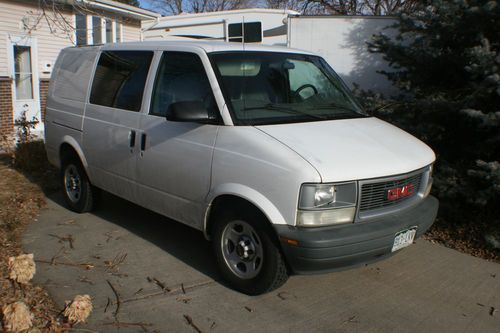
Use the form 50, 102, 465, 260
275, 195, 439, 274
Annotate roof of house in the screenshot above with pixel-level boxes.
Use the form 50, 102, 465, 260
59, 0, 161, 20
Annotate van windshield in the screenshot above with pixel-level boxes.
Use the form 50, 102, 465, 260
209, 51, 367, 125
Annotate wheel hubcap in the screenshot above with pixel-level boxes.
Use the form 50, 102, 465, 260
221, 221, 263, 279
64, 165, 82, 203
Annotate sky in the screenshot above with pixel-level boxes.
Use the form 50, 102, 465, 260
138, 0, 268, 16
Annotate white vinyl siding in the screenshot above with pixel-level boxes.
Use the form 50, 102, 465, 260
0, 1, 73, 78
122, 20, 141, 42
0, 1, 147, 78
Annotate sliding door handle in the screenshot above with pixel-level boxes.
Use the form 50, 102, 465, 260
129, 130, 136, 148
140, 133, 147, 151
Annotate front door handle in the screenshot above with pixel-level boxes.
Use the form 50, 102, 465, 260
140, 133, 147, 151
129, 130, 136, 148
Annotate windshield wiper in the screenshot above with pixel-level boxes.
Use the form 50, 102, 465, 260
310, 102, 359, 114
241, 103, 326, 121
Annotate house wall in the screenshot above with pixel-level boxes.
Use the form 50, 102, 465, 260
0, 0, 74, 80
0, 0, 149, 135
39, 78, 50, 121
0, 77, 13, 136
122, 19, 141, 42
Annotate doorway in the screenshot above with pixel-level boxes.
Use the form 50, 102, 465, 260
8, 35, 42, 136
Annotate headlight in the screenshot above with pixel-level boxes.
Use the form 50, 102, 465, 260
297, 182, 357, 227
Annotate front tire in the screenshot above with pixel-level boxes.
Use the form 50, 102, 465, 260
212, 210, 288, 295
61, 158, 96, 213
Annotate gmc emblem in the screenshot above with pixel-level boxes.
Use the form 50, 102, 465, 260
387, 184, 414, 201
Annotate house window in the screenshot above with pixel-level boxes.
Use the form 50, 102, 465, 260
92, 16, 102, 44
75, 14, 87, 45
90, 51, 154, 111
13, 46, 33, 99
228, 22, 262, 43
115, 22, 122, 42
105, 19, 113, 43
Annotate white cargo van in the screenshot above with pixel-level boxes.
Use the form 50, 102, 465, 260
45, 41, 438, 295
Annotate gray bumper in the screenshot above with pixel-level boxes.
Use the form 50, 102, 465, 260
275, 196, 439, 274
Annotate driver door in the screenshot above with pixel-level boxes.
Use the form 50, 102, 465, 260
135, 51, 219, 229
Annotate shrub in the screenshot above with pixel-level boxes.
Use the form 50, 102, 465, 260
357, 0, 499, 249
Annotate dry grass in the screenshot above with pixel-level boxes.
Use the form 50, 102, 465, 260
0, 153, 60, 331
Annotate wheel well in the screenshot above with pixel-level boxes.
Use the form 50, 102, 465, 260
59, 143, 81, 165
206, 195, 279, 241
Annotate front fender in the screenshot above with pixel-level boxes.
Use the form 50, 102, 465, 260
204, 183, 288, 238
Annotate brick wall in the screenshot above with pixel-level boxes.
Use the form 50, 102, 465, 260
39, 79, 50, 122
0, 77, 13, 136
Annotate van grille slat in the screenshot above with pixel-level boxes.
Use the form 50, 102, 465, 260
359, 173, 423, 212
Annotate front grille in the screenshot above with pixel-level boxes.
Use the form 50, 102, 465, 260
359, 172, 423, 212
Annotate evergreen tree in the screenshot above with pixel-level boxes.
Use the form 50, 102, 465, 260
362, 0, 499, 242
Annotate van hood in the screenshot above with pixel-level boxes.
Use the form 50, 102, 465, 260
256, 117, 435, 182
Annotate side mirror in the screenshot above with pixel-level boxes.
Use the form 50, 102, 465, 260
166, 101, 217, 124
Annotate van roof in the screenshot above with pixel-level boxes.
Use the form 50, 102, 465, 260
77, 40, 315, 56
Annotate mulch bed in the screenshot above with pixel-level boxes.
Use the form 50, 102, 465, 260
0, 155, 62, 331
425, 217, 499, 262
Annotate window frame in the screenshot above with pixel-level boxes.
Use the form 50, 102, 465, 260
74, 14, 120, 45
208, 51, 366, 126
75, 13, 88, 46
228, 22, 262, 43
105, 18, 113, 43
89, 50, 155, 112
148, 51, 220, 121
115, 21, 122, 42
92, 16, 103, 45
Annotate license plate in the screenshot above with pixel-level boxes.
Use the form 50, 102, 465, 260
391, 227, 417, 252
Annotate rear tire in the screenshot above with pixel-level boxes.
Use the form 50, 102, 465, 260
212, 209, 288, 295
61, 157, 96, 213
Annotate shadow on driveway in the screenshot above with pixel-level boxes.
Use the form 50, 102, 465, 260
49, 190, 220, 281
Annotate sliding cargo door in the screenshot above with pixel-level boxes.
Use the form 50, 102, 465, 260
83, 50, 154, 202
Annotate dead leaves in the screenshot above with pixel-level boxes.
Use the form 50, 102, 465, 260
63, 294, 93, 324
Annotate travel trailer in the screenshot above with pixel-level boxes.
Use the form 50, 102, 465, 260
143, 8, 297, 45
143, 9, 397, 94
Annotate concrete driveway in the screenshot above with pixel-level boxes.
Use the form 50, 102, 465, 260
23, 193, 499, 333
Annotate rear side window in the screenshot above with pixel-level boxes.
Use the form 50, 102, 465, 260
53, 49, 97, 102
90, 51, 153, 111
149, 52, 217, 117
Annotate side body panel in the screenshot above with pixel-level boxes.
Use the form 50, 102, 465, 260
45, 47, 99, 169
82, 50, 156, 203
135, 119, 219, 228
82, 104, 141, 203
135, 48, 222, 229
209, 126, 321, 227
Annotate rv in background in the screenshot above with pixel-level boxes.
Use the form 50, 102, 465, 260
143, 8, 297, 45
143, 8, 397, 95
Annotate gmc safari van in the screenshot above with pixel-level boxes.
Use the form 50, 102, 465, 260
45, 41, 438, 295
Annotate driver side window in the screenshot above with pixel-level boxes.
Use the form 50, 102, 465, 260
150, 52, 217, 117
